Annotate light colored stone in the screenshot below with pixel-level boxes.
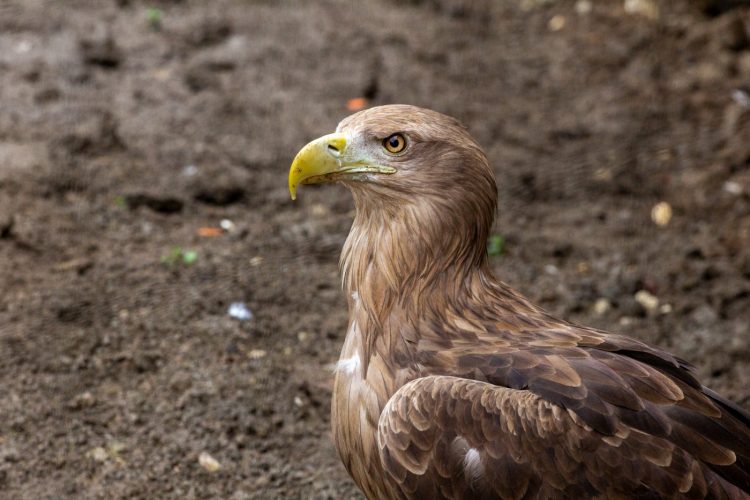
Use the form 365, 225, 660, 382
89, 447, 108, 462
247, 349, 267, 359
548, 15, 566, 31
635, 290, 659, 312
624, 0, 659, 20
198, 451, 221, 472
651, 202, 672, 226
575, 0, 592, 14
593, 298, 611, 316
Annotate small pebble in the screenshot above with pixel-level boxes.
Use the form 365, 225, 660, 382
548, 15, 566, 31
220, 219, 235, 232
575, 0, 592, 14
297, 331, 310, 342
69, 391, 96, 410
593, 298, 611, 316
634, 290, 659, 312
198, 451, 221, 472
89, 447, 108, 462
255, 475, 271, 487
624, 0, 659, 19
228, 302, 253, 321
247, 349, 267, 359
724, 181, 743, 195
108, 441, 126, 454
153, 67, 171, 81
651, 202, 672, 227
311, 204, 328, 216
593, 168, 613, 181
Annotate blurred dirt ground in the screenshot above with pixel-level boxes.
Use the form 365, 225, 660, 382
1, 0, 750, 498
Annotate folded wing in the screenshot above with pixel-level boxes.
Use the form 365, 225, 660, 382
378, 375, 748, 499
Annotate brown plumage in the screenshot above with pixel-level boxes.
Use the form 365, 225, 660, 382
288, 104, 750, 499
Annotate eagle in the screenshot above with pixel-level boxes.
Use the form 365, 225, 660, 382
288, 105, 750, 499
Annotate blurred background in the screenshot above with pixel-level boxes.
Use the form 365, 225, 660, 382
1, 0, 749, 497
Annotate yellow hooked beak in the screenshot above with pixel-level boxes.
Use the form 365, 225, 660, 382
288, 132, 396, 200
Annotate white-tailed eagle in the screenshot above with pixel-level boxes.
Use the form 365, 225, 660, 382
289, 105, 750, 499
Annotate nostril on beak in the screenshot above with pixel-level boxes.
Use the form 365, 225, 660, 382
321, 134, 346, 158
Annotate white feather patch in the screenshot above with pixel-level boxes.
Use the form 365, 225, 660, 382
464, 448, 484, 481
336, 354, 360, 374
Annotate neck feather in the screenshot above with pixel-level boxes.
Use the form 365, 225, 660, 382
340, 188, 498, 368
342, 188, 491, 304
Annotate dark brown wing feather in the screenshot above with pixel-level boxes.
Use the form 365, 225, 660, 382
407, 318, 750, 499
378, 375, 749, 499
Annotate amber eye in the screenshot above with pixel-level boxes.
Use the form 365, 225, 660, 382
383, 133, 406, 154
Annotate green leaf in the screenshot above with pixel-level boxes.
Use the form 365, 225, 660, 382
146, 7, 163, 27
161, 247, 198, 266
161, 246, 182, 265
182, 250, 198, 265
487, 234, 505, 257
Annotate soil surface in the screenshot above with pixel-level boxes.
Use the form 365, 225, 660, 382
1, 0, 750, 498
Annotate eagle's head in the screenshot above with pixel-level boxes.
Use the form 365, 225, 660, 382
290, 105, 496, 210
289, 105, 497, 267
